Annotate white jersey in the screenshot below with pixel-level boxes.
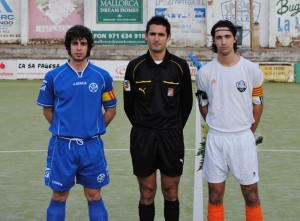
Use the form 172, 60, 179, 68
195, 56, 264, 133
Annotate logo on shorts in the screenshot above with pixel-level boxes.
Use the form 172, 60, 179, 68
236, 80, 247, 92
52, 180, 63, 186
89, 83, 98, 93
97, 173, 106, 183
45, 168, 50, 178
180, 159, 184, 165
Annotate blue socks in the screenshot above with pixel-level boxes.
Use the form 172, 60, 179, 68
46, 199, 66, 221
88, 199, 108, 221
46, 198, 108, 221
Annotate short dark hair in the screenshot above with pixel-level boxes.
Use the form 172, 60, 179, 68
146, 16, 171, 36
211, 20, 238, 53
65, 25, 95, 57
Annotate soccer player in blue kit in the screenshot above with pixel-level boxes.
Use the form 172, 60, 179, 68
37, 25, 117, 221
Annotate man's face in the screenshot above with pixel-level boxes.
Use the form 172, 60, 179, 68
70, 38, 88, 62
145, 24, 171, 54
213, 27, 237, 56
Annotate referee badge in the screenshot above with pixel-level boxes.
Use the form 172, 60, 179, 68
167, 88, 174, 97
124, 80, 131, 91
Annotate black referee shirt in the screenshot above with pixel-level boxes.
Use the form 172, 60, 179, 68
124, 50, 193, 130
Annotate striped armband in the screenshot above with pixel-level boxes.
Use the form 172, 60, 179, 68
252, 85, 264, 104
102, 90, 116, 102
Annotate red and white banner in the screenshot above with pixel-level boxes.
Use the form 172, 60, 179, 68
0, 60, 17, 79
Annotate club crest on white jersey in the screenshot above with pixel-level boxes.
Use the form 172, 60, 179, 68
236, 80, 247, 92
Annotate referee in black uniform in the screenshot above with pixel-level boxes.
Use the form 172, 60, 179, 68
123, 16, 193, 221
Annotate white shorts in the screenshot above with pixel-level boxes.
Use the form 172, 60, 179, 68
203, 128, 259, 185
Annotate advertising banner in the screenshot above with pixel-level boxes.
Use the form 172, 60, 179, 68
0, 60, 17, 79
0, 0, 21, 43
94, 60, 198, 81
97, 0, 143, 24
1, 59, 197, 81
269, 0, 300, 47
259, 63, 294, 83
93, 60, 129, 81
92, 0, 147, 45
93, 30, 146, 45
148, 0, 207, 47
28, 0, 84, 40
17, 60, 65, 79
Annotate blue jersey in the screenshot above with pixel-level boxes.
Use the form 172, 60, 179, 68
37, 61, 117, 139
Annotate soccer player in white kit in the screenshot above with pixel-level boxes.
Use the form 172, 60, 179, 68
195, 20, 264, 221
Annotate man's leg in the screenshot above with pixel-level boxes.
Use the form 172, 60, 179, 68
207, 181, 226, 221
137, 172, 157, 221
241, 183, 263, 221
47, 191, 69, 221
161, 173, 181, 221
84, 187, 108, 221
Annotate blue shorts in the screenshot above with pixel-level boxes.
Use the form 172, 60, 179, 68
44, 135, 110, 192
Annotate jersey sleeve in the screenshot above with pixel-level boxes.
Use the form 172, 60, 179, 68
123, 61, 136, 125
36, 72, 55, 107
102, 73, 117, 108
180, 60, 193, 128
252, 64, 264, 105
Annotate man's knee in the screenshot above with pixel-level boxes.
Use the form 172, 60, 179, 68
241, 184, 261, 206
52, 191, 69, 202
138, 176, 157, 204
161, 176, 180, 201
208, 182, 225, 205
84, 188, 101, 201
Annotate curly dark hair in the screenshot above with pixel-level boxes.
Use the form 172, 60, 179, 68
210, 20, 238, 53
64, 25, 95, 57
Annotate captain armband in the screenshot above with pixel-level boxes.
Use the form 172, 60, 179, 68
252, 85, 264, 104
195, 90, 208, 107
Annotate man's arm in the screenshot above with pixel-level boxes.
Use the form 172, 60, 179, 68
199, 105, 208, 122
123, 62, 135, 125
104, 107, 116, 127
180, 61, 193, 128
251, 103, 264, 133
43, 107, 54, 124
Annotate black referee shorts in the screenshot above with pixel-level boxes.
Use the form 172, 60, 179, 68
130, 126, 185, 178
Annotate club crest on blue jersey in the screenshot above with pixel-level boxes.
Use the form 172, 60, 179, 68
236, 80, 247, 92
89, 83, 98, 93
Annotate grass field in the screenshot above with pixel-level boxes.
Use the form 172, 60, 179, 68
0, 80, 300, 221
